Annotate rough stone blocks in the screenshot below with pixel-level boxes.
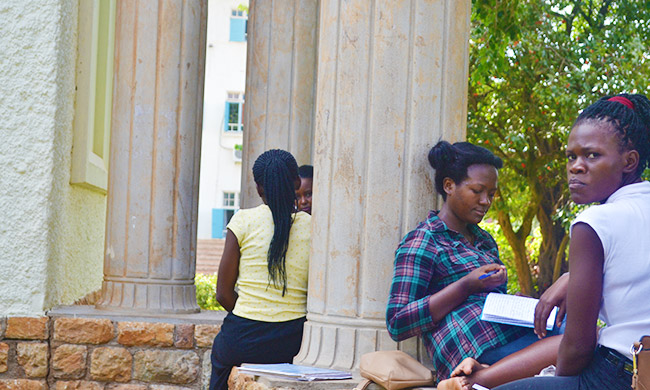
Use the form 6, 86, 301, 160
5, 318, 48, 340
173, 324, 194, 349
0, 379, 47, 390
201, 350, 211, 390
228, 367, 265, 390
54, 318, 114, 344
0, 314, 221, 389
116, 322, 174, 347
52, 344, 87, 379
16, 343, 48, 378
194, 325, 220, 348
0, 343, 8, 373
105, 385, 147, 390
90, 347, 132, 382
133, 350, 199, 384
54, 381, 104, 390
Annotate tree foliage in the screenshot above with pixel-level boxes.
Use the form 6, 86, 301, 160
469, 0, 650, 296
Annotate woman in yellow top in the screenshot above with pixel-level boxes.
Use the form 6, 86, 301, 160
210, 149, 311, 390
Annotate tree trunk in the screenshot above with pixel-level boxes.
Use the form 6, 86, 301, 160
497, 209, 536, 296
535, 182, 569, 293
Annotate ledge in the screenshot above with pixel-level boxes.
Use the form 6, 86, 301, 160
47, 305, 227, 325
250, 376, 437, 390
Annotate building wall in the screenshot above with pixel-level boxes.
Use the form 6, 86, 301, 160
0, 0, 106, 315
197, 0, 248, 239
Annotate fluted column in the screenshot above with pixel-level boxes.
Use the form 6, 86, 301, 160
240, 0, 318, 208
96, 0, 207, 314
294, 0, 471, 369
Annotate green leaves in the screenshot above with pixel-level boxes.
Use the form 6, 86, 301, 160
195, 273, 224, 311
469, 0, 650, 294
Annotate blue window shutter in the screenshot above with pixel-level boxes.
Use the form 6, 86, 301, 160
237, 102, 243, 127
212, 208, 226, 238
229, 18, 246, 42
224, 102, 230, 131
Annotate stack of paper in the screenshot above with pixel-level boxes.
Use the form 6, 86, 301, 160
238, 363, 352, 381
481, 293, 557, 331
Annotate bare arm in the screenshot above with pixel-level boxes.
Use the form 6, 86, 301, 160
215, 229, 241, 312
534, 272, 569, 338
556, 223, 603, 376
429, 264, 507, 323
454, 335, 562, 389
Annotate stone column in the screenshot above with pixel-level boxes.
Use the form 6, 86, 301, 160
96, 0, 207, 314
294, 0, 471, 369
240, 0, 318, 208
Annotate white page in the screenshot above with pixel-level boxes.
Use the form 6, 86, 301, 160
482, 293, 557, 330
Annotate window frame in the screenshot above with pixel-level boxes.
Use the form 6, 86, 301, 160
224, 92, 244, 133
70, 0, 117, 193
223, 191, 237, 208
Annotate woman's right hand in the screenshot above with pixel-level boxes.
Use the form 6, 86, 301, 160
465, 264, 507, 294
534, 272, 569, 338
427, 264, 506, 324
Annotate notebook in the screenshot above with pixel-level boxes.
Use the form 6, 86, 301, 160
237, 363, 352, 381
481, 292, 557, 331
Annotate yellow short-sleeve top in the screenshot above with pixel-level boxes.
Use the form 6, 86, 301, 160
227, 204, 311, 322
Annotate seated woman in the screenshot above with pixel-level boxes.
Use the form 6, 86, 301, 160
210, 149, 311, 390
438, 93, 650, 390
386, 141, 551, 383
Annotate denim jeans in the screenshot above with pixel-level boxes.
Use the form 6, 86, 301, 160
478, 320, 566, 365
493, 346, 633, 390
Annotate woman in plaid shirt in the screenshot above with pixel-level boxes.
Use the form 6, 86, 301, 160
386, 141, 542, 382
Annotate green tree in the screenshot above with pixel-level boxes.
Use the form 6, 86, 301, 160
469, 0, 650, 296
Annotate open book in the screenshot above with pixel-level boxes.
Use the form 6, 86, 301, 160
237, 363, 352, 381
481, 293, 557, 331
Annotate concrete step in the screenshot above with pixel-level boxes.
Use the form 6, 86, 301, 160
196, 238, 225, 275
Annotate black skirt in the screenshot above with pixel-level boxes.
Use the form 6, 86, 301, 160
209, 312, 306, 390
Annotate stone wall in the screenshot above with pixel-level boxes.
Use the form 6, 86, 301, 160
0, 315, 221, 389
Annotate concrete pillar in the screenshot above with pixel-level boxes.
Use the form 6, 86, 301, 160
294, 0, 471, 369
240, 0, 318, 208
96, 0, 207, 314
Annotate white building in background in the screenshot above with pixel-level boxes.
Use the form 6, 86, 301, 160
198, 0, 248, 239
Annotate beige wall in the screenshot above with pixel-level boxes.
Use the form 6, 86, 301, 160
0, 0, 106, 315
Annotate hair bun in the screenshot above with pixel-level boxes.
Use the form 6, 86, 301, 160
428, 140, 457, 169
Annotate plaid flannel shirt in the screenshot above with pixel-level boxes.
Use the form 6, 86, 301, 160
386, 210, 527, 381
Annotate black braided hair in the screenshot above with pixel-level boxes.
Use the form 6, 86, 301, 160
574, 94, 650, 177
428, 141, 503, 200
252, 149, 299, 295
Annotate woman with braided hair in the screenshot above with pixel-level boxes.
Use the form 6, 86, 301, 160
438, 93, 650, 390
210, 149, 311, 390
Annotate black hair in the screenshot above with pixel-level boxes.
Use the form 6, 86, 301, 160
298, 165, 313, 179
252, 149, 299, 295
428, 141, 503, 200
574, 93, 650, 177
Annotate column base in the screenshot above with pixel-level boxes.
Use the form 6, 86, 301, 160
96, 279, 200, 314
294, 314, 432, 371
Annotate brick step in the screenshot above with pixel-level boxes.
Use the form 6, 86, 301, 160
196, 239, 225, 275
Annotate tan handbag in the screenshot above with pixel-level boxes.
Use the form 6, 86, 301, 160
356, 350, 435, 390
632, 336, 650, 390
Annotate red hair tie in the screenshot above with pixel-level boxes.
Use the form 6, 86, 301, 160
608, 96, 634, 110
